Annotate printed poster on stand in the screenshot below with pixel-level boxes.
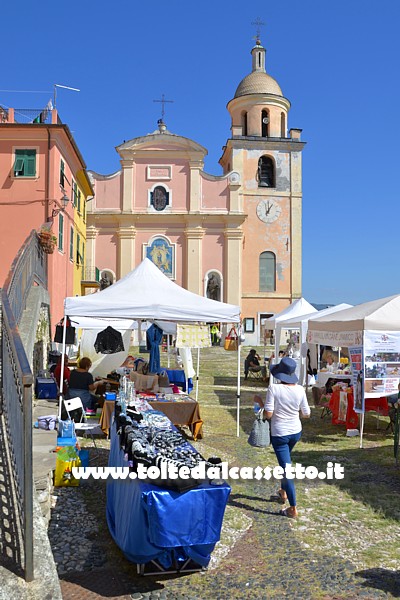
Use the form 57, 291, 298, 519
364, 331, 400, 399
348, 346, 364, 413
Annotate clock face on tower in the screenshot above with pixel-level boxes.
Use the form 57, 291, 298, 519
256, 199, 282, 223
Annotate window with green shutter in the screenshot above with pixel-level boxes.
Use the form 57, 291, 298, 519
71, 180, 75, 206
58, 214, 64, 250
69, 227, 74, 261
76, 233, 83, 264
77, 189, 81, 213
14, 149, 36, 177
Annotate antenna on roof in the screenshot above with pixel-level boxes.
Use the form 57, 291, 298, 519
53, 84, 80, 108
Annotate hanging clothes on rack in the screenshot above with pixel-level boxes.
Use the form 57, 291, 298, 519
146, 324, 163, 374
94, 326, 125, 354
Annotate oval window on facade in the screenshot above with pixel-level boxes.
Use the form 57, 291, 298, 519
151, 186, 169, 211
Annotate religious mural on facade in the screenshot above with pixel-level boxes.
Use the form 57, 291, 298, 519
145, 237, 175, 278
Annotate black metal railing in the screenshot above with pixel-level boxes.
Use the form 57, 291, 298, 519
7, 233, 47, 325
0, 230, 48, 582
8, 107, 53, 125
0, 106, 62, 125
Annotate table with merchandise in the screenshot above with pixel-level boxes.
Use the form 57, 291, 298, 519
106, 397, 230, 574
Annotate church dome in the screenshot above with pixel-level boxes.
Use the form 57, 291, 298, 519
234, 71, 283, 98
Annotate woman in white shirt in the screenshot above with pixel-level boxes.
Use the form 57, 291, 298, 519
255, 357, 310, 518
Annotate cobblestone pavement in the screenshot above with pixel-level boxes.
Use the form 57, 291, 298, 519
48, 446, 399, 600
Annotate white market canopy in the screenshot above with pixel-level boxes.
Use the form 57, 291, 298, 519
281, 303, 353, 343
307, 294, 400, 346
61, 259, 242, 435
69, 316, 138, 330
264, 297, 317, 329
264, 297, 317, 359
278, 303, 353, 384
64, 258, 241, 323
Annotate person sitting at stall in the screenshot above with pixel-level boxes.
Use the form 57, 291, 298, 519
325, 354, 337, 373
245, 349, 267, 380
68, 357, 105, 415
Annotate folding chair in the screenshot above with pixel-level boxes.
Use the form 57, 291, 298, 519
320, 400, 332, 419
248, 369, 263, 381
244, 360, 266, 382
64, 397, 100, 448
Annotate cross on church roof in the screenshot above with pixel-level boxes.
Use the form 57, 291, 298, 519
153, 93, 174, 120
251, 16, 265, 44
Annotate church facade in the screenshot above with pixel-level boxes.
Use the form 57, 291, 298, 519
86, 37, 305, 344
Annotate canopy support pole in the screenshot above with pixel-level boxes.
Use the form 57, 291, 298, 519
167, 334, 171, 368
236, 327, 242, 437
138, 320, 142, 349
359, 410, 365, 448
58, 314, 67, 420
195, 348, 200, 402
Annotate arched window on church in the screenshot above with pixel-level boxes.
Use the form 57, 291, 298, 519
257, 156, 275, 188
241, 111, 248, 136
261, 110, 269, 137
259, 251, 276, 292
281, 112, 286, 138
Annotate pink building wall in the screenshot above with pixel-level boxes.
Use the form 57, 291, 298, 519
92, 172, 121, 210
201, 176, 229, 210
133, 159, 189, 210
0, 113, 91, 332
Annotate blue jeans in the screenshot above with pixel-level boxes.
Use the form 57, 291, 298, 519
271, 431, 302, 507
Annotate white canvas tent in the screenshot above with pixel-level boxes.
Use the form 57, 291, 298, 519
277, 304, 353, 384
60, 258, 243, 434
307, 294, 400, 447
307, 294, 400, 335
65, 258, 240, 323
264, 298, 317, 359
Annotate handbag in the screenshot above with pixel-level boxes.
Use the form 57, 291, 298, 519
37, 415, 57, 430
58, 419, 75, 438
54, 317, 76, 345
224, 327, 238, 351
54, 447, 81, 487
158, 369, 170, 388
248, 410, 270, 447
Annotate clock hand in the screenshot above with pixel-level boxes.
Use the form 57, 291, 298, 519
265, 202, 272, 214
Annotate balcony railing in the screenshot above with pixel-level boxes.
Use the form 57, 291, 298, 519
0, 105, 62, 125
81, 267, 100, 282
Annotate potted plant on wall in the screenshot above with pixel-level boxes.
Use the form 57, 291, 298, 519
38, 227, 57, 254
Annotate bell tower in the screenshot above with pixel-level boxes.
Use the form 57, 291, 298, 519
220, 30, 306, 343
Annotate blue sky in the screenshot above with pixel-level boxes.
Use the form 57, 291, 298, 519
2, 0, 399, 306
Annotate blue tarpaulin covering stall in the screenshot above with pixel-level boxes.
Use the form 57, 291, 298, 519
106, 424, 231, 568
165, 368, 193, 393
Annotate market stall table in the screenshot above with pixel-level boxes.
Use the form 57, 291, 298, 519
106, 423, 230, 573
328, 389, 389, 428
148, 396, 203, 440
99, 400, 116, 437
316, 371, 352, 388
